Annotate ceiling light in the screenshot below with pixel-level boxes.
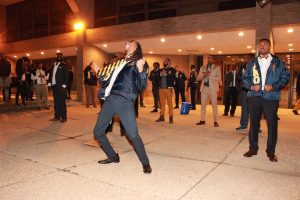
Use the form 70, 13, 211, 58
232, 58, 236, 61
218, 51, 223, 54
286, 55, 290, 57
238, 32, 244, 37
160, 38, 166, 42
247, 45, 252, 49
289, 48, 293, 51
149, 51, 153, 54
103, 44, 107, 48
227, 56, 231, 57
197, 35, 202, 40
13, 55, 17, 58
178, 49, 182, 52
251, 50, 256, 53
210, 47, 215, 50
56, 50, 60, 53
288, 44, 293, 46
26, 53, 30, 57
287, 28, 294, 33
41, 52, 44, 55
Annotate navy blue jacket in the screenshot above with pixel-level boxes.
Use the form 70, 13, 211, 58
243, 55, 290, 101
98, 59, 148, 102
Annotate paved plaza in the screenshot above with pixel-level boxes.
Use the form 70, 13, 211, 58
0, 99, 300, 200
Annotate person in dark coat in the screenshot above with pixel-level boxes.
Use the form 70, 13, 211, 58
174, 66, 187, 108
149, 62, 161, 112
187, 65, 199, 110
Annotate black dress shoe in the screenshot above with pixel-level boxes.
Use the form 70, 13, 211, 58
230, 113, 234, 117
243, 150, 258, 157
143, 164, 152, 174
214, 122, 219, 127
266, 150, 278, 162
156, 115, 165, 122
174, 106, 179, 109
60, 119, 67, 123
190, 107, 196, 110
196, 121, 205, 125
151, 109, 158, 113
98, 153, 120, 164
223, 113, 228, 116
293, 110, 299, 115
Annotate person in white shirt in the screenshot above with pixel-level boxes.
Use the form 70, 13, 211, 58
31, 63, 49, 110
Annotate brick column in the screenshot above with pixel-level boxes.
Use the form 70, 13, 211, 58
255, 2, 274, 53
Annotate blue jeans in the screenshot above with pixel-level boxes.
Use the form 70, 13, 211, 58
93, 95, 149, 165
239, 90, 248, 128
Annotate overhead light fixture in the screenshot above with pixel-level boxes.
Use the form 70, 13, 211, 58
56, 50, 60, 53
218, 51, 223, 54
160, 38, 166, 42
26, 53, 30, 57
227, 56, 231, 57
197, 35, 202, 40
289, 48, 293, 51
286, 55, 290, 57
13, 55, 17, 58
247, 45, 252, 49
103, 44, 107, 48
41, 52, 44, 55
251, 50, 256, 53
288, 44, 293, 46
178, 49, 182, 52
149, 51, 153, 54
74, 21, 85, 30
238, 32, 244, 37
210, 47, 215, 50
256, 0, 272, 8
287, 28, 294, 33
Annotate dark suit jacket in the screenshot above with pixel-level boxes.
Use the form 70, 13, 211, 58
296, 73, 300, 96
48, 62, 69, 87
224, 70, 241, 93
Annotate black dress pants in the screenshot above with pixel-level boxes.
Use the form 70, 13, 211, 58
152, 87, 159, 109
52, 85, 67, 120
190, 87, 197, 109
224, 87, 238, 115
16, 81, 26, 104
248, 96, 279, 154
175, 86, 186, 107
93, 95, 150, 165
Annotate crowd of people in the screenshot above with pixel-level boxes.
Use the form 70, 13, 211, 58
0, 38, 296, 172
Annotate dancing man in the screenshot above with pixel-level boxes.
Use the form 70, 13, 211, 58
93, 40, 152, 174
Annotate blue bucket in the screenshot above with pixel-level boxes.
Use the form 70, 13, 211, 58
180, 102, 191, 115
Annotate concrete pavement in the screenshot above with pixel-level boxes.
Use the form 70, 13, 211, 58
1, 99, 300, 200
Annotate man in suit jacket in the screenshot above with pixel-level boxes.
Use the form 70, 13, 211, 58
174, 66, 187, 109
196, 63, 221, 127
223, 64, 240, 117
48, 52, 69, 123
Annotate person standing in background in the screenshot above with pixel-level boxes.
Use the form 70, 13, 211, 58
84, 62, 98, 108
15, 57, 28, 106
196, 63, 221, 127
66, 60, 74, 99
31, 63, 49, 110
223, 64, 240, 117
149, 62, 161, 113
292, 72, 300, 115
0, 53, 11, 103
174, 66, 187, 109
187, 65, 199, 110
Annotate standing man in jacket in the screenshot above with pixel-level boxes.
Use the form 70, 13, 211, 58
196, 63, 221, 127
243, 38, 290, 162
48, 52, 69, 123
292, 72, 300, 115
84, 62, 98, 108
149, 62, 161, 112
93, 40, 151, 174
174, 66, 187, 109
187, 65, 199, 110
156, 58, 176, 123
0, 53, 11, 103
223, 64, 240, 117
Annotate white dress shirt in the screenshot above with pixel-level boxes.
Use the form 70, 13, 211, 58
31, 69, 49, 84
51, 62, 60, 86
258, 53, 272, 90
